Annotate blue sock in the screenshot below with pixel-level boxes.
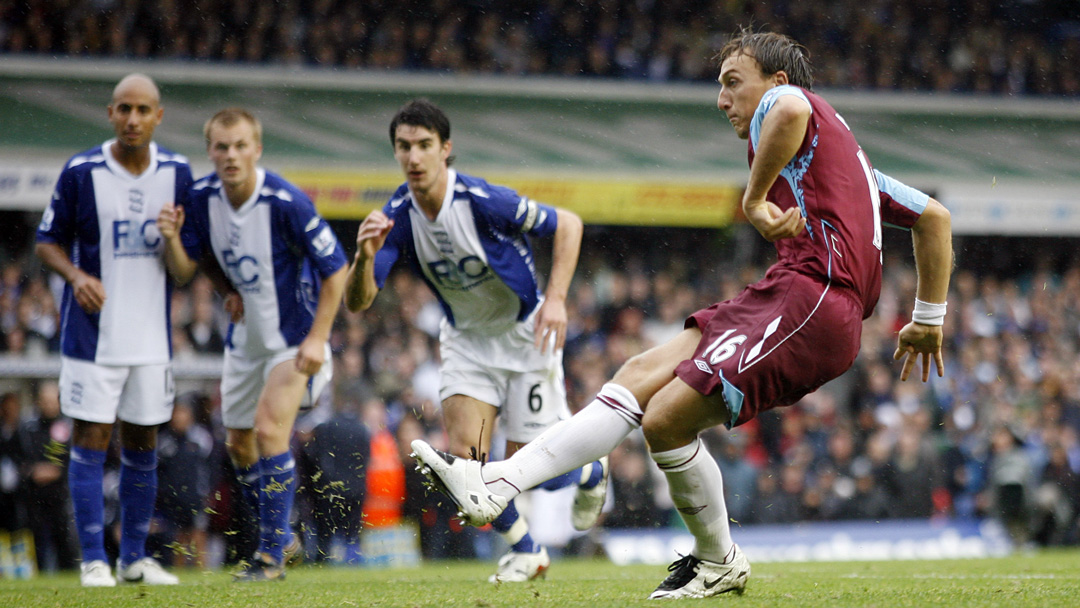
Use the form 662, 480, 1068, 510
258, 451, 296, 564
68, 446, 108, 563
119, 448, 158, 567
233, 460, 262, 517
535, 467, 582, 491
582, 460, 605, 489
491, 500, 538, 554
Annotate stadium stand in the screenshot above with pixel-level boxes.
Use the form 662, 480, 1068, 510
1, 0, 1078, 95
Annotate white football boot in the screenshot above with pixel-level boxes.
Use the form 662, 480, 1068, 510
80, 560, 117, 587
117, 557, 180, 585
488, 546, 551, 583
571, 456, 609, 531
647, 545, 750, 599
410, 439, 507, 526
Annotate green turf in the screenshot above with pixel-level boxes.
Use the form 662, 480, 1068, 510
3, 551, 1080, 608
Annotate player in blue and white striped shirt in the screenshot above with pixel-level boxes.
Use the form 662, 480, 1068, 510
158, 108, 348, 581
36, 73, 186, 588
344, 99, 608, 583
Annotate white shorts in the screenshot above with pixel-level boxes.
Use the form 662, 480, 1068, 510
439, 310, 570, 444
59, 356, 175, 426
221, 343, 332, 429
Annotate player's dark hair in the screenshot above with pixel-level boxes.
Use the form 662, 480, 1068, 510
716, 29, 814, 90
389, 98, 455, 166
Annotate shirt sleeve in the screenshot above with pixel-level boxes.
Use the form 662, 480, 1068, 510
474, 184, 559, 238
179, 188, 208, 260
174, 164, 194, 207
35, 166, 78, 246
282, 193, 348, 279
750, 85, 813, 148
875, 169, 929, 230
372, 206, 403, 289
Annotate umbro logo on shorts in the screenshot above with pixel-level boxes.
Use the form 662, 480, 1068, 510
694, 359, 713, 374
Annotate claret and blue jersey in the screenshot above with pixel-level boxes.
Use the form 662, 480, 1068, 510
373, 169, 558, 333
180, 168, 347, 357
36, 140, 193, 365
748, 84, 930, 317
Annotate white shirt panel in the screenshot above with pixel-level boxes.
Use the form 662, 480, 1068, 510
410, 170, 520, 333
206, 169, 287, 357
91, 143, 172, 365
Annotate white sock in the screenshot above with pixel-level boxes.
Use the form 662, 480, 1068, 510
651, 438, 733, 563
484, 383, 642, 499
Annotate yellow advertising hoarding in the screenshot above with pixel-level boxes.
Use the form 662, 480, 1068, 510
282, 169, 741, 228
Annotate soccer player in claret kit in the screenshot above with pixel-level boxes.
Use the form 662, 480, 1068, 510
344, 99, 609, 583
157, 108, 348, 581
35, 73, 187, 587
411, 30, 953, 599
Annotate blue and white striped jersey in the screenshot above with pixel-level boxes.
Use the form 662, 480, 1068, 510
180, 168, 347, 357
36, 140, 193, 365
373, 169, 559, 333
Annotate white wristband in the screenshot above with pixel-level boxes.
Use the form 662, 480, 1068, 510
912, 298, 946, 326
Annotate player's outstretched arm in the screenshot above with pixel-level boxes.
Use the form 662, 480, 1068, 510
157, 202, 199, 285
894, 197, 952, 382
343, 210, 393, 312
35, 242, 106, 313
534, 207, 583, 354
296, 265, 347, 376
742, 95, 808, 242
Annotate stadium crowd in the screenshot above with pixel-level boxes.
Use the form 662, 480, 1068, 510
1, 0, 1079, 96
2, 223, 1080, 569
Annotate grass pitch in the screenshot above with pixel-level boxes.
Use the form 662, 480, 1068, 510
3, 550, 1080, 608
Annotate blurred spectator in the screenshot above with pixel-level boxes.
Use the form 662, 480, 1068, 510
15, 381, 78, 572
153, 396, 214, 568
746, 465, 802, 525
882, 424, 941, 518
604, 439, 666, 529
301, 397, 371, 562
360, 398, 405, 530
708, 430, 758, 525
834, 457, 894, 521
183, 276, 226, 354
0, 392, 23, 531
0, 262, 23, 344
1032, 439, 1079, 545
984, 424, 1036, 547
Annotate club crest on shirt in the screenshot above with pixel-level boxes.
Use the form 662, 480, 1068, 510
311, 225, 337, 257
128, 189, 144, 213
434, 230, 454, 256
39, 203, 55, 232
228, 222, 242, 248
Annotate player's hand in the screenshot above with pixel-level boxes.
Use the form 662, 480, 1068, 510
534, 296, 568, 354
157, 202, 185, 240
72, 271, 106, 313
223, 292, 244, 323
355, 210, 394, 262
893, 321, 945, 382
744, 199, 806, 242
295, 336, 325, 376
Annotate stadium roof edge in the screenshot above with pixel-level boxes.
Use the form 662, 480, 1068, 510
1, 55, 1077, 119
